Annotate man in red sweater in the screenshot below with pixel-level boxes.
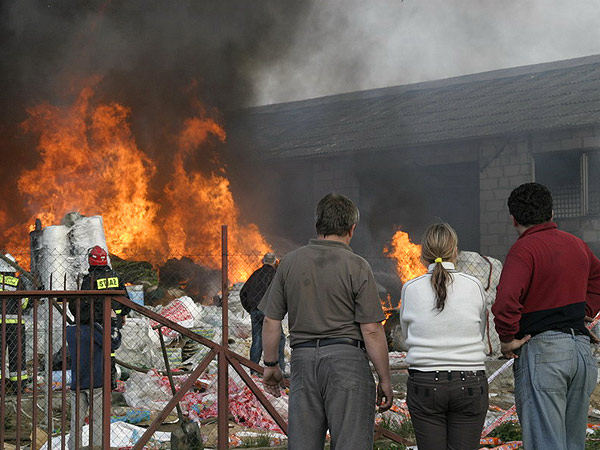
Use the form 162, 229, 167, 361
492, 182, 600, 450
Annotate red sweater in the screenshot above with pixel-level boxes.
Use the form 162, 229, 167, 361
492, 222, 600, 342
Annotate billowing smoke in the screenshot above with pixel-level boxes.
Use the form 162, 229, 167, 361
2, 0, 600, 252
251, 0, 600, 105
0, 1, 312, 235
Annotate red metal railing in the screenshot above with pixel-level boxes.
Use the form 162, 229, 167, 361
0, 225, 407, 449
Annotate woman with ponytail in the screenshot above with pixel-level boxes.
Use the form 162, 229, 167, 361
399, 223, 488, 450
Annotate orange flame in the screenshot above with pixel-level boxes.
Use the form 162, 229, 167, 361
7, 86, 161, 256
383, 229, 426, 283
3, 85, 270, 282
164, 116, 270, 281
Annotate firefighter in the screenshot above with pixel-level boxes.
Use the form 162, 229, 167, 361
70, 246, 129, 389
0, 254, 30, 394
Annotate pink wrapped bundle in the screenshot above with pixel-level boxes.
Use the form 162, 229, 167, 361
480, 436, 502, 445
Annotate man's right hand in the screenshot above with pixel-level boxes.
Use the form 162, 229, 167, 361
500, 335, 531, 359
262, 366, 285, 397
376, 380, 393, 412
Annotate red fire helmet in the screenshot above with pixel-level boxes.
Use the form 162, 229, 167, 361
88, 245, 108, 266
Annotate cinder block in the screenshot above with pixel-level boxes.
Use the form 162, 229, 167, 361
560, 138, 584, 150
583, 136, 600, 148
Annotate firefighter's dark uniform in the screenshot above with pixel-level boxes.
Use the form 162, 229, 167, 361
0, 273, 29, 393
76, 265, 130, 389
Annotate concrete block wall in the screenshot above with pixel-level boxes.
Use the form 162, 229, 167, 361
312, 159, 360, 205
480, 126, 600, 261
479, 137, 533, 260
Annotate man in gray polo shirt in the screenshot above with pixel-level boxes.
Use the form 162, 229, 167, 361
259, 192, 393, 450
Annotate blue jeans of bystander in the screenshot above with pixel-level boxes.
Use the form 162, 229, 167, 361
514, 330, 598, 450
250, 309, 286, 371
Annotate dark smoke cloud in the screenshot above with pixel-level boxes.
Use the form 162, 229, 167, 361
2, 0, 600, 246
0, 0, 311, 227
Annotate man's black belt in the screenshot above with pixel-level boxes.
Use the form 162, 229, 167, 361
529, 327, 588, 338
554, 327, 588, 336
292, 338, 365, 350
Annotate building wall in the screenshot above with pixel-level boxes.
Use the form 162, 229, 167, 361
480, 126, 600, 261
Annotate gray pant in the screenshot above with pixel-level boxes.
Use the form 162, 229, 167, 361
68, 389, 103, 450
288, 344, 376, 450
406, 369, 488, 450
514, 330, 598, 450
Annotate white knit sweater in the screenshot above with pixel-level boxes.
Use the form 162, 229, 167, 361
399, 262, 487, 371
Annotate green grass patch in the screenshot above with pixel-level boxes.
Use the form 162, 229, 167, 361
239, 433, 273, 448
485, 421, 522, 443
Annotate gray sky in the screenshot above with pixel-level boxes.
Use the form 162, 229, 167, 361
250, 0, 600, 105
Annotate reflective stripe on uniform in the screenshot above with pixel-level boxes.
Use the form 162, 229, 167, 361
96, 277, 120, 290
110, 353, 116, 357
0, 318, 23, 324
8, 374, 28, 381
0, 275, 19, 287
21, 298, 29, 309
115, 310, 122, 314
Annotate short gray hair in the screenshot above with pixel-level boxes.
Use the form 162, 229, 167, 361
315, 193, 359, 237
263, 253, 276, 265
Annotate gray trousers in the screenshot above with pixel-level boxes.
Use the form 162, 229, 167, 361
68, 389, 103, 450
288, 344, 376, 450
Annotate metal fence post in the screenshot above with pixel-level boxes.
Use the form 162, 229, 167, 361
218, 225, 230, 449
103, 296, 112, 450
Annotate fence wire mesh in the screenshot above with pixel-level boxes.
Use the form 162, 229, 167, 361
2, 247, 600, 449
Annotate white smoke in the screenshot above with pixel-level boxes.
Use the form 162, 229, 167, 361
249, 0, 600, 105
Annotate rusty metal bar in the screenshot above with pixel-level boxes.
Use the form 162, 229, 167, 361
75, 298, 81, 450
32, 298, 39, 450
227, 353, 288, 434
102, 297, 111, 450
131, 349, 218, 450
89, 299, 95, 450
373, 424, 412, 446
0, 290, 126, 297
16, 298, 23, 450
114, 295, 221, 351
0, 297, 6, 450
62, 273, 67, 450
218, 224, 229, 450
61, 297, 67, 450
47, 275, 54, 443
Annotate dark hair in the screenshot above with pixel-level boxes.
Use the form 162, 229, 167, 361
315, 193, 360, 237
421, 223, 458, 311
508, 182, 553, 226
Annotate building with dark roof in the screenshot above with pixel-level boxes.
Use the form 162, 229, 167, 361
227, 54, 600, 261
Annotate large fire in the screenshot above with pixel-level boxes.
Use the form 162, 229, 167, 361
3, 85, 270, 282
381, 229, 427, 325
384, 229, 426, 284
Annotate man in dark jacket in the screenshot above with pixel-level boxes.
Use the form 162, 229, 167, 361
240, 253, 286, 372
66, 320, 121, 449
71, 245, 129, 389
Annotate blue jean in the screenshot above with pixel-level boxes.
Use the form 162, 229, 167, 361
288, 344, 376, 450
250, 309, 286, 371
514, 330, 598, 450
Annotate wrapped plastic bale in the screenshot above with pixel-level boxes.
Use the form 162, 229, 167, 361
456, 251, 503, 356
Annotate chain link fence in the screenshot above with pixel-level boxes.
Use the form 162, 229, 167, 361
3, 246, 600, 449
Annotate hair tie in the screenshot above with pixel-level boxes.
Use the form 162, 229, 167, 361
434, 257, 443, 263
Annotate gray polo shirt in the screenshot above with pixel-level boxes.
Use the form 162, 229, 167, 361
259, 238, 385, 347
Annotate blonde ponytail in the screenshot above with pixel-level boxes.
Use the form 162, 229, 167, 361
421, 223, 458, 311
